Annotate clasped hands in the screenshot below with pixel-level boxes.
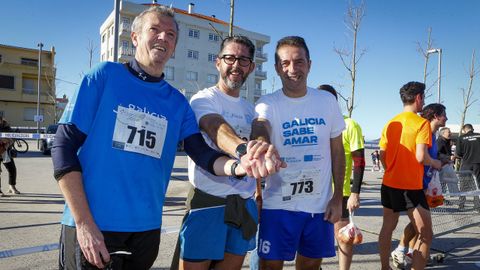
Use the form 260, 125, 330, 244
238, 140, 287, 179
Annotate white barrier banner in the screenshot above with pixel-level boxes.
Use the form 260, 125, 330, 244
0, 133, 55, 139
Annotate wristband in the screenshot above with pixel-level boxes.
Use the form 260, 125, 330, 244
230, 160, 244, 179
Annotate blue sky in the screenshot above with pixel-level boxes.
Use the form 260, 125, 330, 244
1, 0, 479, 139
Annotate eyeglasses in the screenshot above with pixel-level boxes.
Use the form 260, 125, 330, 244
220, 54, 252, 67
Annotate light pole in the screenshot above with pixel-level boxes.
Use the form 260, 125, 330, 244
113, 0, 120, 62
37, 42, 43, 136
427, 48, 442, 103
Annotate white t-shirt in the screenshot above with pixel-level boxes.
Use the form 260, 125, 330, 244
255, 87, 345, 213
188, 86, 256, 199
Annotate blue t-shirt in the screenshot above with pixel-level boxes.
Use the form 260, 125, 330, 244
59, 62, 198, 231
423, 135, 438, 189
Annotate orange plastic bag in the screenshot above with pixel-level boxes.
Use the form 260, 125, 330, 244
337, 211, 363, 245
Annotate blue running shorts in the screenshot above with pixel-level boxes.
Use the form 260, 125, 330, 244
180, 198, 258, 260
257, 209, 335, 261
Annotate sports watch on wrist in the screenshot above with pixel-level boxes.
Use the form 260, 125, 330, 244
235, 142, 248, 159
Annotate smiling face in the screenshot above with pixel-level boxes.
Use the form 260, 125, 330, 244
275, 45, 311, 97
216, 42, 255, 95
131, 13, 177, 74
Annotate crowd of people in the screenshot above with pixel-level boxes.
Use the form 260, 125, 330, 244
0, 4, 469, 270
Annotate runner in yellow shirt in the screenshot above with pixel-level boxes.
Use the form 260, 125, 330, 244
318, 85, 365, 270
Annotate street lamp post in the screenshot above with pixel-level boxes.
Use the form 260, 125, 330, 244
37, 43, 43, 136
427, 48, 442, 103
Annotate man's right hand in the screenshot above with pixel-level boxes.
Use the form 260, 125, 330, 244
243, 140, 287, 177
76, 222, 110, 268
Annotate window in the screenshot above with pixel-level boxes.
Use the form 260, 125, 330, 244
102, 34, 106, 43
208, 33, 220, 42
0, 111, 4, 118
24, 108, 44, 121
255, 82, 262, 90
0, 75, 14, 89
187, 50, 199, 60
256, 64, 263, 71
22, 78, 36, 94
188, 29, 200, 39
21, 58, 38, 67
101, 53, 105, 61
0, 54, 2, 63
122, 40, 129, 49
165, 66, 174, 80
122, 17, 130, 24
186, 71, 198, 81
207, 74, 218, 83
208, 53, 217, 62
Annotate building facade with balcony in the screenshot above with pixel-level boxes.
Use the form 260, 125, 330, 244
0, 44, 56, 128
99, 1, 269, 102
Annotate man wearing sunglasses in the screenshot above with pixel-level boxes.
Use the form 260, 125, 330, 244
178, 35, 285, 270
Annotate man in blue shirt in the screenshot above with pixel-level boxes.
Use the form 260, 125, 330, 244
52, 6, 276, 269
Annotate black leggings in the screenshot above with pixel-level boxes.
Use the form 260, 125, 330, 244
2, 158, 17, 186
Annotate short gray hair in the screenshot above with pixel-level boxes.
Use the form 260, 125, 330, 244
131, 6, 179, 42
439, 127, 450, 135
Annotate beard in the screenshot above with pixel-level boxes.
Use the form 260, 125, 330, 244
221, 68, 247, 90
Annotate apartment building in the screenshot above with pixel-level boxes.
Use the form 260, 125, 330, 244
0, 44, 56, 128
99, 1, 270, 102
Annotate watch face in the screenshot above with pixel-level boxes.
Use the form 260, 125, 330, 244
236, 143, 248, 158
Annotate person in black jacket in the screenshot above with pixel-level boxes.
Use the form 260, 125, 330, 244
456, 124, 480, 183
437, 127, 454, 164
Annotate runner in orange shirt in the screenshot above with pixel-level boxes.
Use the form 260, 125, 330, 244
378, 82, 439, 270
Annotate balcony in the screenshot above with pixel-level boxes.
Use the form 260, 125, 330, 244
254, 89, 265, 96
119, 46, 136, 57
255, 51, 267, 61
255, 70, 267, 79
120, 22, 132, 34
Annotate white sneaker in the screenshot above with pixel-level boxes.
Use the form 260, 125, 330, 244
391, 250, 406, 269
405, 252, 433, 267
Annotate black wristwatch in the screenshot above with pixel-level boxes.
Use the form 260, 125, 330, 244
230, 160, 244, 179
235, 142, 248, 159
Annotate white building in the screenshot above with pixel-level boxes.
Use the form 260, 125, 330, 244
100, 1, 270, 102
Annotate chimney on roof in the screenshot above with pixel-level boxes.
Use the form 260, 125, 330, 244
188, 3, 194, 14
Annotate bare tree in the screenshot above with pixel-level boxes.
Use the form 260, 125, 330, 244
86, 39, 97, 69
459, 49, 479, 135
43, 64, 58, 123
334, 1, 366, 117
416, 27, 438, 98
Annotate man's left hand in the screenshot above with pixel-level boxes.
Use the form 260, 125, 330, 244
347, 193, 360, 212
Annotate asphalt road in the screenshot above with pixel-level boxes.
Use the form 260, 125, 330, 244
1, 144, 479, 269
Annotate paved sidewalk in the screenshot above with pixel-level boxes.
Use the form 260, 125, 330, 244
0, 146, 479, 269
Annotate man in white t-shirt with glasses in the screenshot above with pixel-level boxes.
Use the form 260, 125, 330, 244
179, 35, 285, 270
